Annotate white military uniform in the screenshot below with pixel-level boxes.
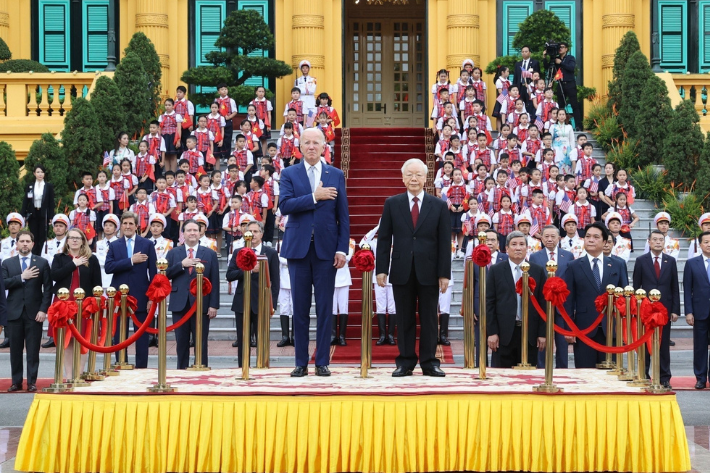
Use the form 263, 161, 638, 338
560, 234, 586, 259
332, 239, 355, 315
527, 235, 542, 260
199, 235, 219, 253
96, 236, 118, 288
0, 236, 19, 261
295, 74, 317, 117
438, 243, 456, 314
277, 240, 292, 317
361, 236, 396, 315
612, 235, 632, 262
150, 235, 174, 260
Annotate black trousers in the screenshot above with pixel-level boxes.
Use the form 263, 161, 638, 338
391, 266, 439, 371
8, 309, 43, 385
173, 307, 210, 369
219, 123, 233, 162
234, 310, 258, 368
491, 325, 538, 368
263, 209, 275, 243
27, 213, 48, 256
556, 80, 582, 130
692, 317, 710, 383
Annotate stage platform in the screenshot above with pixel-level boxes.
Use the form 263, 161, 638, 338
16, 367, 691, 472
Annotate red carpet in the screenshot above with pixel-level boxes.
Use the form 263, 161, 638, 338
328, 340, 454, 364
0, 378, 54, 392
671, 376, 702, 390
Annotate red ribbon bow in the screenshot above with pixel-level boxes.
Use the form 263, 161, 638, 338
515, 276, 537, 295
236, 248, 258, 271
190, 277, 213, 297
543, 277, 570, 308
47, 299, 77, 330
472, 245, 492, 267
640, 298, 669, 330
353, 249, 375, 272
81, 297, 100, 319
146, 274, 172, 303
594, 293, 609, 314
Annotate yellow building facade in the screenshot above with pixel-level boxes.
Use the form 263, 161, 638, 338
0, 0, 708, 157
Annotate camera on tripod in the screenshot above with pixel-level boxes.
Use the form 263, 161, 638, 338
544, 40, 561, 60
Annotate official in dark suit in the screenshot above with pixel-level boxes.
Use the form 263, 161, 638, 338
530, 225, 573, 368
226, 221, 280, 367
2, 230, 52, 391
486, 231, 547, 368
376, 158, 451, 377
633, 230, 680, 388
278, 128, 350, 377
512, 46, 540, 113
683, 231, 710, 389
165, 219, 220, 369
544, 42, 581, 130
564, 222, 628, 368
472, 229, 508, 366
603, 233, 630, 283
20, 165, 55, 256
105, 211, 157, 368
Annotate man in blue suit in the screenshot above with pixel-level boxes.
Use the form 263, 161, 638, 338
634, 230, 680, 388
564, 222, 628, 368
530, 225, 574, 368
105, 211, 157, 368
683, 231, 710, 389
278, 128, 350, 377
165, 219, 220, 369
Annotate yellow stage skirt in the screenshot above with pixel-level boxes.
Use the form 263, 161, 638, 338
16, 393, 690, 473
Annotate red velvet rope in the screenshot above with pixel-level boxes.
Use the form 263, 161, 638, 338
528, 290, 607, 338
129, 302, 196, 335
67, 302, 157, 353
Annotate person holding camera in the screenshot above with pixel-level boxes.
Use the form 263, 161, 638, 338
544, 42, 582, 132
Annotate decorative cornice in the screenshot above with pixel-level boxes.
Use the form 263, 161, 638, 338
136, 13, 169, 28
446, 14, 479, 28
602, 14, 635, 28
292, 55, 324, 69
0, 12, 9, 27
292, 14, 325, 28
601, 54, 614, 68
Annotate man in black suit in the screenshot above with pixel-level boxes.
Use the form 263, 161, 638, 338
1, 230, 53, 392
544, 41, 582, 130
513, 46, 540, 114
165, 219, 220, 369
564, 222, 628, 368
683, 231, 710, 389
376, 158, 451, 377
226, 221, 280, 368
486, 231, 547, 368
633, 230, 680, 388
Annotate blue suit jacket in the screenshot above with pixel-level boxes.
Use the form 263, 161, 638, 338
165, 245, 220, 313
564, 255, 628, 337
472, 252, 508, 316
684, 255, 710, 321
278, 162, 350, 260
105, 236, 157, 310
529, 248, 574, 280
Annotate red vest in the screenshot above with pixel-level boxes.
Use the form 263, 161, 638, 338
133, 202, 150, 230
185, 150, 202, 174
160, 113, 178, 134
497, 212, 514, 235
196, 190, 214, 214
447, 184, 467, 206
216, 96, 233, 117
152, 192, 171, 214
73, 209, 91, 231
233, 149, 250, 172
287, 100, 304, 122
195, 130, 211, 153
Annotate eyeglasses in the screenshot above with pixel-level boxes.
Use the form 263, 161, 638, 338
67, 236, 83, 241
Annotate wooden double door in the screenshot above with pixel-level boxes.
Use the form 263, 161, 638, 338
345, 19, 426, 127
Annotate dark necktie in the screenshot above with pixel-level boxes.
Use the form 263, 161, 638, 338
411, 196, 419, 228
153, 239, 157, 246
56, 240, 60, 248
21, 257, 27, 272
188, 248, 194, 275
592, 257, 601, 291
11, 240, 15, 247
654, 256, 661, 279
568, 238, 573, 248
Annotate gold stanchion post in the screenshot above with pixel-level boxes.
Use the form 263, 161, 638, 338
463, 258, 475, 369
645, 290, 670, 393
187, 263, 210, 371
82, 286, 105, 381
68, 288, 89, 387
149, 259, 175, 392
240, 232, 254, 381
609, 286, 627, 376
101, 287, 119, 376
43, 288, 73, 393
113, 284, 134, 370
478, 233, 488, 379
360, 244, 374, 378
534, 261, 562, 393
618, 286, 635, 381
597, 285, 617, 369
514, 262, 535, 370
255, 256, 270, 369
629, 289, 650, 387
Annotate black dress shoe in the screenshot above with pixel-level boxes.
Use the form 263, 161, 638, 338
392, 366, 413, 377
662, 381, 672, 389
387, 335, 396, 345
232, 340, 239, 348
0, 339, 9, 349
250, 336, 257, 348
376, 335, 386, 346
315, 365, 331, 376
27, 384, 37, 393
695, 381, 706, 389
439, 335, 451, 346
41, 338, 56, 349
669, 340, 676, 347
422, 366, 446, 377
148, 336, 158, 347
291, 366, 308, 377
276, 336, 290, 348
337, 336, 347, 346
189, 339, 195, 348
7, 384, 22, 392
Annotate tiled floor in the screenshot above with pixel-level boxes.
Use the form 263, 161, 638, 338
1, 426, 709, 472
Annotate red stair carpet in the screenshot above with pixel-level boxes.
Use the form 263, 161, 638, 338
328, 340, 454, 365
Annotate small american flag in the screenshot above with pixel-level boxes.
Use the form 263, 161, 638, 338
496, 88, 508, 105
559, 192, 572, 213
535, 116, 544, 130
102, 151, 110, 167
530, 215, 540, 237
521, 70, 533, 79
589, 178, 599, 193
306, 109, 316, 127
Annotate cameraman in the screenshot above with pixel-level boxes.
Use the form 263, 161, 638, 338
544, 41, 582, 131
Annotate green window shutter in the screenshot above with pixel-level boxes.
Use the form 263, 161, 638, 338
546, 1, 576, 56
195, 1, 227, 114
700, 1, 710, 72
502, 1, 533, 57
83, 0, 109, 70
39, 0, 70, 71
238, 1, 270, 112
659, 1, 687, 72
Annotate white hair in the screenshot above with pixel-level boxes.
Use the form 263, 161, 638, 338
301, 127, 326, 144
401, 158, 428, 175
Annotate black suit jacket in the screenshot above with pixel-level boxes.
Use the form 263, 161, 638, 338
20, 181, 55, 224
0, 263, 6, 326
2, 255, 53, 320
376, 192, 451, 286
165, 244, 221, 313
226, 245, 280, 314
486, 260, 547, 347
545, 54, 576, 82
513, 58, 541, 88
633, 252, 681, 318
472, 252, 508, 316
50, 253, 102, 296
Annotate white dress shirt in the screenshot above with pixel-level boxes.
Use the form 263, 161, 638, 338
651, 252, 663, 270
33, 181, 45, 208
305, 160, 322, 203
508, 258, 524, 321
407, 190, 425, 211
547, 247, 558, 261
586, 252, 604, 282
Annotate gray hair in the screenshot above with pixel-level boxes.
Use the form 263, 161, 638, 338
401, 158, 428, 175
506, 230, 527, 247
541, 225, 559, 236
301, 127, 326, 144
247, 220, 265, 233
